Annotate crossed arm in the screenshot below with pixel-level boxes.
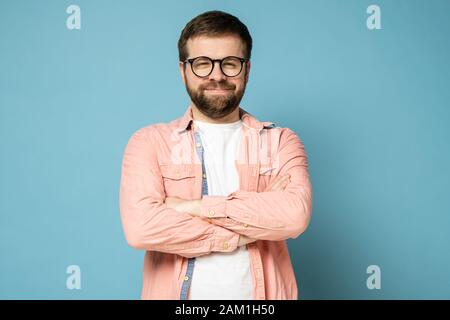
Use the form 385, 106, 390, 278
119, 127, 312, 258
164, 174, 291, 247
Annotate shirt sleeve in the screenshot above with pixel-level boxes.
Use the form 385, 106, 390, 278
119, 127, 240, 258
198, 128, 313, 241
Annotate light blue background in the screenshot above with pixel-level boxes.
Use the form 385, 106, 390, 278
1, 0, 449, 299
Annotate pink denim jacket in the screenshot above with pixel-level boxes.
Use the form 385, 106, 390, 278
119, 105, 313, 299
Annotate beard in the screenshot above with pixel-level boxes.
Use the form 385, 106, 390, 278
185, 79, 246, 119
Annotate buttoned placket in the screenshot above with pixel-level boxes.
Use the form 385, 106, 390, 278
179, 129, 208, 300
244, 125, 266, 300
178, 121, 269, 300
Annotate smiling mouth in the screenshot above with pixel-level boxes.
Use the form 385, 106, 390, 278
204, 88, 232, 93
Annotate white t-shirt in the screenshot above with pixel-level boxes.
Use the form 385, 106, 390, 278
188, 119, 254, 300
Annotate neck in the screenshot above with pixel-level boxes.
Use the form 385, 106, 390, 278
192, 104, 240, 124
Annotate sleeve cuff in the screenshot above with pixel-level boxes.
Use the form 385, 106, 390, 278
210, 226, 240, 253
200, 195, 227, 218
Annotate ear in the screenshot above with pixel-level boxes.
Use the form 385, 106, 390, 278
179, 61, 186, 85
245, 60, 251, 83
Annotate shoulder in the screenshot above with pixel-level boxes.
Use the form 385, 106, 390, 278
262, 123, 304, 144
127, 120, 178, 144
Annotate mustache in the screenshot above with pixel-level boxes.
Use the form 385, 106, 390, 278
200, 82, 235, 90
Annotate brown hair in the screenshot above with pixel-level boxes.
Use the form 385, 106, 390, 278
178, 10, 253, 61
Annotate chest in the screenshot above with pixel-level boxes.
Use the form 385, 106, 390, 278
157, 127, 280, 198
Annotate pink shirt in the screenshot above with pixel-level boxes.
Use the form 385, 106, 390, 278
119, 105, 313, 299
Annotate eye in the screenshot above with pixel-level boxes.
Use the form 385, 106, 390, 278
196, 62, 210, 67
222, 58, 240, 68
223, 62, 237, 67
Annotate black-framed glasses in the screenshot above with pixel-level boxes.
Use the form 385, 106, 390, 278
183, 56, 248, 78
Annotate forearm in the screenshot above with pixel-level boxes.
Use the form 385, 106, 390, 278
121, 198, 241, 258
184, 187, 311, 241
199, 188, 312, 241
119, 128, 241, 258
187, 128, 313, 241
202, 128, 313, 241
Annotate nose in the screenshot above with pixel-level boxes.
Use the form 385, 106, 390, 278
207, 61, 227, 81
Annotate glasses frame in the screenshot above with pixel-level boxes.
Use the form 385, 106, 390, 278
183, 56, 248, 78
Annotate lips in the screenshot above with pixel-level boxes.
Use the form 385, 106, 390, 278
205, 87, 233, 90
204, 87, 233, 93
206, 88, 230, 89
205, 88, 231, 92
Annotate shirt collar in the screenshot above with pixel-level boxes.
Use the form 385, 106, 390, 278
176, 104, 274, 133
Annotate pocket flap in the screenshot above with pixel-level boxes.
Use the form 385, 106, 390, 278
259, 165, 276, 175
159, 164, 196, 180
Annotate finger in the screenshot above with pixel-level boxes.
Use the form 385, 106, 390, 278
271, 180, 287, 192
264, 174, 291, 192
164, 197, 174, 204
269, 175, 290, 191
279, 178, 290, 190
164, 197, 181, 208
269, 175, 286, 188
266, 177, 281, 191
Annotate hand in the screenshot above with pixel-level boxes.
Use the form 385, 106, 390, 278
238, 235, 258, 247
164, 197, 201, 216
264, 174, 290, 192
165, 175, 290, 246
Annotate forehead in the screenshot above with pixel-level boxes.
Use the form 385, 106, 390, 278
186, 35, 245, 59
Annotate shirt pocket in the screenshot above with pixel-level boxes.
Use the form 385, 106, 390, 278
257, 164, 277, 192
159, 164, 196, 198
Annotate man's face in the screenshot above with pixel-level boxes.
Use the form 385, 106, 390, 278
179, 35, 250, 119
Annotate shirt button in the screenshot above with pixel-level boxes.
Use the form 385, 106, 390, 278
209, 210, 215, 217
223, 242, 229, 250
184, 276, 189, 281
196, 142, 201, 147
175, 171, 180, 177
202, 173, 207, 179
